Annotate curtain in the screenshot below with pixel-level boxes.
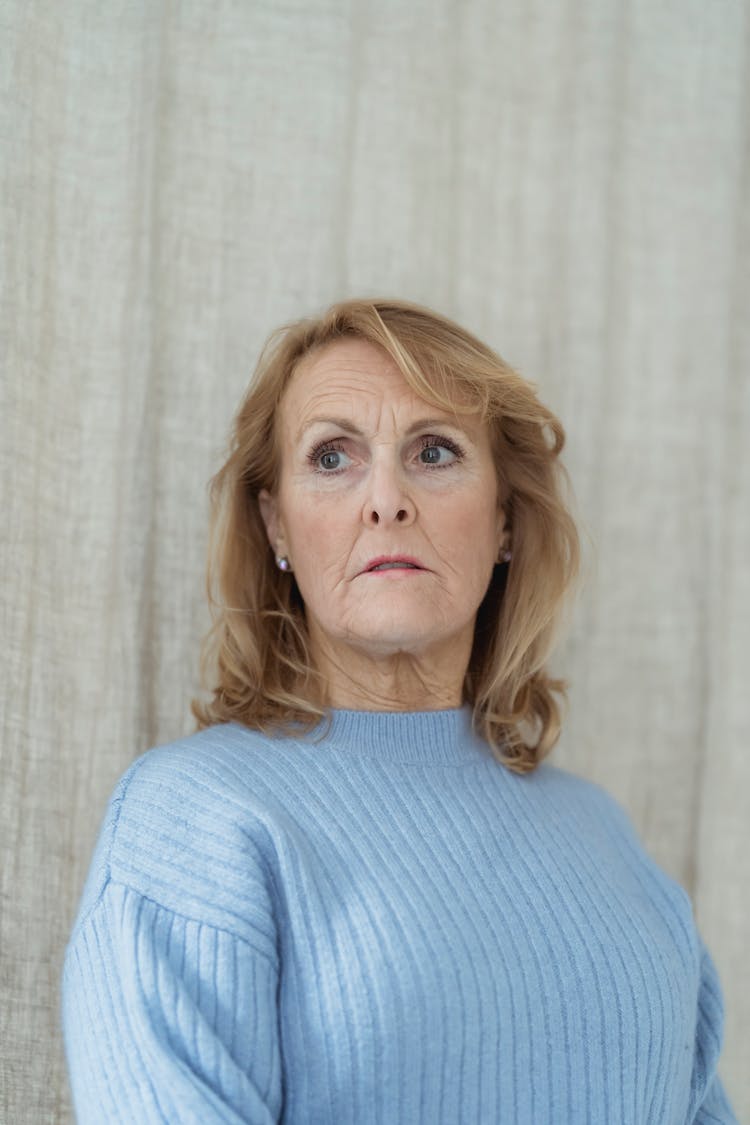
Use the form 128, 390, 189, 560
2, 1, 747, 1120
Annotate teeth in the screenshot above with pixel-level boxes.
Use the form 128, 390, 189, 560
372, 562, 417, 571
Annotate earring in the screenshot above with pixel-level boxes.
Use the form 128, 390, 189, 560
276, 556, 291, 572
499, 548, 512, 563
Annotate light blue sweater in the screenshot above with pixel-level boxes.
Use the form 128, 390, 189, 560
62, 706, 737, 1123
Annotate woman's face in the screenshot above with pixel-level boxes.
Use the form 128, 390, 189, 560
258, 337, 508, 665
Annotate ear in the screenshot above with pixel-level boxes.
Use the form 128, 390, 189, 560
495, 503, 510, 560
258, 489, 285, 556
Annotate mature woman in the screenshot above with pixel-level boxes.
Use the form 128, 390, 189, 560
62, 298, 736, 1123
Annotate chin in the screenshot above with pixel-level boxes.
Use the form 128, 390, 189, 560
345, 624, 441, 655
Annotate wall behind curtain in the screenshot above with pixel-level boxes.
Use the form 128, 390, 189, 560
2, 1, 747, 1120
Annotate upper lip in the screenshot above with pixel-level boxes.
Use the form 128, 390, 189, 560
361, 555, 426, 574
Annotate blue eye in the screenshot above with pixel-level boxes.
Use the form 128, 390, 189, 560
418, 437, 463, 467
308, 440, 351, 473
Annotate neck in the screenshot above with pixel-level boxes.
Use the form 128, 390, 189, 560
307, 625, 472, 711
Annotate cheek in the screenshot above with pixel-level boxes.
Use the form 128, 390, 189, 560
435, 495, 500, 578
284, 493, 353, 574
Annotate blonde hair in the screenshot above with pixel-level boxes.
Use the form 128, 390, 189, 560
190, 297, 580, 773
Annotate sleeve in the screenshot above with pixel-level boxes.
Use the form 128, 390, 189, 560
588, 782, 738, 1123
61, 879, 283, 1124
686, 934, 738, 1124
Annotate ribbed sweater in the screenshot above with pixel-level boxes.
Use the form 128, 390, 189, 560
62, 706, 737, 1123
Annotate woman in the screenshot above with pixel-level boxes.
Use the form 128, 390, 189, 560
62, 298, 737, 1123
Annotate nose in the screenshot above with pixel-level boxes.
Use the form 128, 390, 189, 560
362, 457, 416, 527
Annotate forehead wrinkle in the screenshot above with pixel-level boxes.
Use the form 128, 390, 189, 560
294, 410, 478, 446
289, 371, 409, 438
288, 381, 384, 443
284, 347, 484, 446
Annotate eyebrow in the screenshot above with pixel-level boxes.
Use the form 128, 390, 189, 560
296, 415, 474, 443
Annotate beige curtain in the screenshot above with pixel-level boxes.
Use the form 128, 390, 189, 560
3, 1, 748, 1120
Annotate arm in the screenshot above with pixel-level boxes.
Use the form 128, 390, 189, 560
62, 879, 283, 1124
687, 935, 738, 1124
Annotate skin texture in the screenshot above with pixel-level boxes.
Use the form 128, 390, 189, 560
258, 337, 509, 710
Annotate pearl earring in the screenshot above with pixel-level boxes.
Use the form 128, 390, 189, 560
500, 549, 512, 563
276, 556, 291, 572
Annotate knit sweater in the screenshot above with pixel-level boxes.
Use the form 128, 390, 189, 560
62, 706, 737, 1124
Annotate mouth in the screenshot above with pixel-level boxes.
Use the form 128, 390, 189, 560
361, 555, 427, 575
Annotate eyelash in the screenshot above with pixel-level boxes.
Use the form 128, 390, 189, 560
305, 440, 344, 474
418, 435, 465, 466
306, 435, 466, 475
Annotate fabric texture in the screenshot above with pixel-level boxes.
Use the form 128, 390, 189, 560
62, 706, 737, 1124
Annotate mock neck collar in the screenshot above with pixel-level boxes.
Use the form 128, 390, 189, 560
294, 703, 497, 766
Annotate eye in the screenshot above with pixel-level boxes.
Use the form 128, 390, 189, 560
307, 439, 352, 474
417, 436, 464, 468
320, 450, 345, 470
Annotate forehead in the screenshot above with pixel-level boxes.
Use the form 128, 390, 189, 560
281, 337, 475, 437
289, 338, 414, 404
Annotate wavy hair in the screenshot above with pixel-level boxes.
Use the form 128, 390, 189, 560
190, 297, 581, 773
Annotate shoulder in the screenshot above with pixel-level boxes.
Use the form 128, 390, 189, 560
108, 721, 276, 833
116, 719, 284, 813
74, 722, 297, 942
120, 717, 316, 813
527, 758, 631, 827
529, 762, 649, 864
531, 761, 695, 905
